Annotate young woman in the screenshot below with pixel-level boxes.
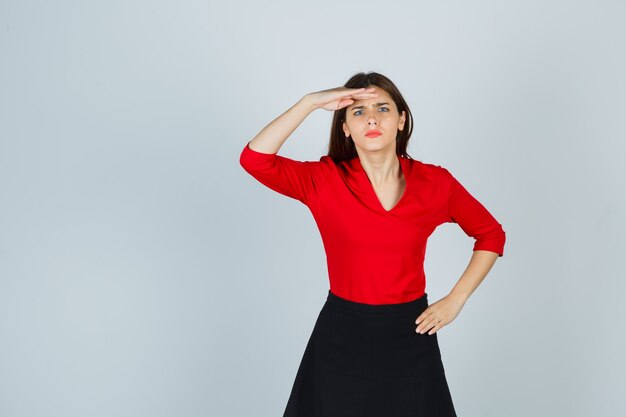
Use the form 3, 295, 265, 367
239, 71, 506, 417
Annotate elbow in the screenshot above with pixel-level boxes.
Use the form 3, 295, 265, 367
239, 141, 276, 174
239, 146, 250, 171
473, 228, 506, 257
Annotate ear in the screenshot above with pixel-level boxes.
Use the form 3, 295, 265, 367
342, 121, 350, 137
398, 110, 406, 131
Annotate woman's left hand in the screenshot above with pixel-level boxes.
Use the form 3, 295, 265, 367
415, 293, 467, 335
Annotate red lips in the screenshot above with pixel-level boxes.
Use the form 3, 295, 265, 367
365, 130, 382, 137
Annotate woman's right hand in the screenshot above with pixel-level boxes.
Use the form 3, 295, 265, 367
305, 87, 379, 112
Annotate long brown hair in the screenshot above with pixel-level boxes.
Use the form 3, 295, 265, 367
327, 72, 414, 162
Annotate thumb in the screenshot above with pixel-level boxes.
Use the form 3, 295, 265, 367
336, 98, 354, 110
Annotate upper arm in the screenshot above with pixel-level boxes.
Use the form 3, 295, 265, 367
442, 167, 506, 257
239, 141, 332, 206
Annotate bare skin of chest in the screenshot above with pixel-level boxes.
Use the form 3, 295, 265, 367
371, 176, 407, 211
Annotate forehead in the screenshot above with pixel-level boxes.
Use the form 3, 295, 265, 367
350, 86, 395, 107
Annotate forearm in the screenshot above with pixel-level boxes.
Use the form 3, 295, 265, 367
247, 95, 318, 154
448, 250, 499, 303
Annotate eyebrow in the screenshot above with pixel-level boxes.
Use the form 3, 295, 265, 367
349, 102, 391, 111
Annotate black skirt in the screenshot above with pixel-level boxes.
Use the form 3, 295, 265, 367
282, 289, 457, 417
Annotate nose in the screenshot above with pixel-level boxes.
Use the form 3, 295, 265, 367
366, 109, 378, 125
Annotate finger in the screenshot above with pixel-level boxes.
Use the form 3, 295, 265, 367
335, 98, 355, 110
416, 318, 430, 333
428, 321, 445, 335
424, 318, 438, 333
343, 92, 378, 101
350, 93, 379, 99
342, 87, 377, 95
417, 316, 439, 334
340, 87, 368, 94
350, 89, 378, 96
415, 312, 428, 325
415, 308, 435, 324
420, 318, 437, 334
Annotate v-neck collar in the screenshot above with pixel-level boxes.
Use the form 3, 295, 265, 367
351, 155, 411, 213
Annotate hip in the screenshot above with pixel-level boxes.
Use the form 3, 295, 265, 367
315, 289, 443, 379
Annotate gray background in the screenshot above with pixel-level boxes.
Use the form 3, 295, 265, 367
1, 1, 624, 416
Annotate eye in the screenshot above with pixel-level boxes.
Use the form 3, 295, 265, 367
353, 110, 363, 116
379, 107, 389, 112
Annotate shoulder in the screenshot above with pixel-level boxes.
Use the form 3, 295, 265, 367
406, 157, 453, 181
318, 154, 345, 171
240, 142, 332, 176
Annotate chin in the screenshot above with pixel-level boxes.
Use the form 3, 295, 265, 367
359, 145, 391, 154
360, 139, 394, 150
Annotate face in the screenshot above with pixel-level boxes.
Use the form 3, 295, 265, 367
342, 86, 406, 154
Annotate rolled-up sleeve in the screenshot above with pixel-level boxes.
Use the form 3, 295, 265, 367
239, 141, 331, 206
443, 167, 506, 257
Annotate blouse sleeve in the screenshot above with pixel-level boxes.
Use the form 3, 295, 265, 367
239, 141, 332, 206
442, 167, 506, 257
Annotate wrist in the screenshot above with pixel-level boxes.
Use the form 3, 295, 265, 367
448, 288, 470, 304
299, 94, 319, 112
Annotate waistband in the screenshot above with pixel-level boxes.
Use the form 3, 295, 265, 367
325, 289, 428, 314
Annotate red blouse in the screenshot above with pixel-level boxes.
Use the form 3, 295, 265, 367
239, 141, 506, 304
